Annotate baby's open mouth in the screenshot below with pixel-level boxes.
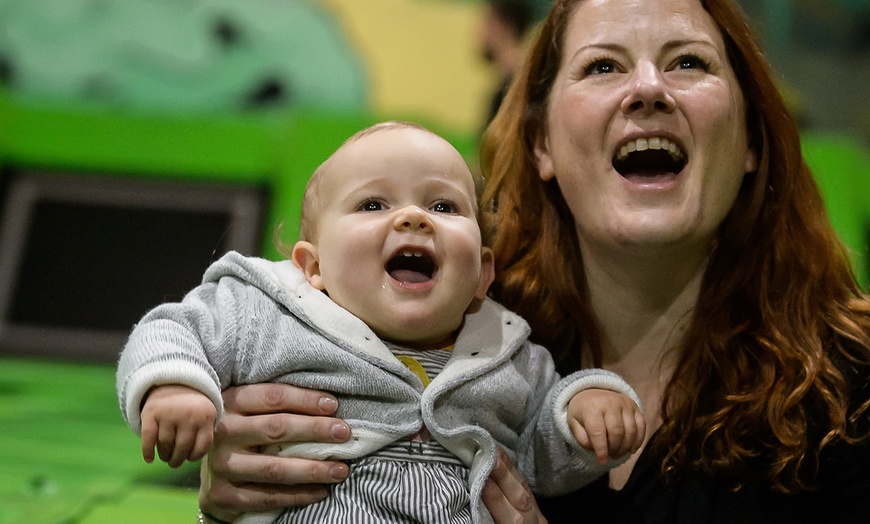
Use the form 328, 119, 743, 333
386, 249, 436, 284
613, 137, 687, 179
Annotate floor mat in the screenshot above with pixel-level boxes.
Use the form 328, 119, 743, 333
0, 358, 198, 524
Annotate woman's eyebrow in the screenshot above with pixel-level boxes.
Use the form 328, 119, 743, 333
566, 42, 625, 64
572, 42, 624, 55
568, 38, 719, 62
661, 38, 719, 53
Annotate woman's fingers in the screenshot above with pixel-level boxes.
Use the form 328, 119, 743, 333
483, 448, 547, 524
198, 383, 353, 521
225, 383, 339, 417
219, 384, 350, 447
199, 452, 343, 517
209, 442, 349, 486
215, 410, 350, 448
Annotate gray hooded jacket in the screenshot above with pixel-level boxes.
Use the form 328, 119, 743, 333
117, 252, 639, 523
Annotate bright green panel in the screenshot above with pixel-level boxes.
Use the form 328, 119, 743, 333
264, 111, 380, 260
0, 89, 478, 264
0, 89, 288, 179
802, 132, 870, 289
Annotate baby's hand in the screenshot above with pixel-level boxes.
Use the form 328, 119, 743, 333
140, 385, 217, 468
567, 389, 645, 465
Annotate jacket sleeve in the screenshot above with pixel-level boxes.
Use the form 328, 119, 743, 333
511, 342, 641, 496
115, 275, 248, 435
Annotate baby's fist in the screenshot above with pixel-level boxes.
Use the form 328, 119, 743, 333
567, 389, 645, 465
140, 385, 217, 467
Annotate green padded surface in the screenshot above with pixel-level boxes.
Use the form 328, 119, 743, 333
0, 358, 198, 524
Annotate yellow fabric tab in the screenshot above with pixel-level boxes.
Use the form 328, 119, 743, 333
397, 355, 430, 387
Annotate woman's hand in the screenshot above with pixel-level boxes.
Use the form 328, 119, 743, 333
483, 448, 548, 524
198, 383, 351, 522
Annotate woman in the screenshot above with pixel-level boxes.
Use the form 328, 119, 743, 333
480, 0, 870, 520
198, 0, 870, 522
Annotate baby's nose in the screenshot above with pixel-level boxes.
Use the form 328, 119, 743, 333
393, 206, 432, 231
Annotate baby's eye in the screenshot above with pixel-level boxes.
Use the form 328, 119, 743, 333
359, 200, 385, 212
430, 201, 457, 213
584, 58, 618, 76
673, 55, 710, 71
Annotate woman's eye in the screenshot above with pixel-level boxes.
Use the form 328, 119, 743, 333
584, 58, 618, 75
430, 201, 456, 213
674, 55, 709, 71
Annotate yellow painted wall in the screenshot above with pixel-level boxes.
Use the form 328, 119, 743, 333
321, 0, 497, 134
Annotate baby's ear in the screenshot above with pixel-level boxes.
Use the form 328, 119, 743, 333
291, 241, 325, 290
475, 247, 496, 300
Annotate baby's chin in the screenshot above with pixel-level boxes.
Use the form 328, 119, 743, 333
379, 331, 458, 351
374, 321, 460, 351
364, 307, 465, 349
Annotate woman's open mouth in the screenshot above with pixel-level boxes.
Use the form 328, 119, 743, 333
613, 136, 687, 181
386, 249, 437, 285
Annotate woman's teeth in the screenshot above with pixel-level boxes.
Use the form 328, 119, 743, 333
617, 137, 685, 163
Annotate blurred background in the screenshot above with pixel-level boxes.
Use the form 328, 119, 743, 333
0, 0, 868, 522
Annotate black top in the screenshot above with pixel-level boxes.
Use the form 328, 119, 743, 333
539, 433, 870, 524
539, 358, 870, 524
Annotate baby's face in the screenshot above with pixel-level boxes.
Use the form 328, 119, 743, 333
296, 127, 493, 348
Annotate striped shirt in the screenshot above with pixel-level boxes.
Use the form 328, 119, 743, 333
275, 342, 473, 523
371, 342, 464, 467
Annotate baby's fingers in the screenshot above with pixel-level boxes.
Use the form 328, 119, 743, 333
168, 426, 214, 468
572, 424, 591, 450
156, 422, 178, 466
141, 419, 158, 463
610, 409, 644, 458
608, 407, 646, 459
632, 410, 647, 452
190, 427, 215, 462
582, 412, 612, 465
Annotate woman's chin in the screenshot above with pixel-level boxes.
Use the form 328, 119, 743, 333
591, 221, 713, 254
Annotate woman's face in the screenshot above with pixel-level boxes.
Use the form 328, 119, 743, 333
535, 0, 756, 254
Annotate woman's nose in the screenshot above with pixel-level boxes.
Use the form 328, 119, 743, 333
621, 62, 676, 115
393, 206, 432, 232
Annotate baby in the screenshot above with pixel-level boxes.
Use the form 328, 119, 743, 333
117, 121, 644, 524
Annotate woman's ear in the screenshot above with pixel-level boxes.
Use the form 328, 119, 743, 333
534, 131, 555, 182
475, 247, 496, 300
744, 146, 758, 174
291, 241, 325, 290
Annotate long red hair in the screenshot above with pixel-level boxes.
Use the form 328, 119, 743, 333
481, 0, 870, 492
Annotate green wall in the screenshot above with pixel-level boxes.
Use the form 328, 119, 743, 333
0, 90, 865, 286
803, 132, 870, 289
0, 89, 477, 261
